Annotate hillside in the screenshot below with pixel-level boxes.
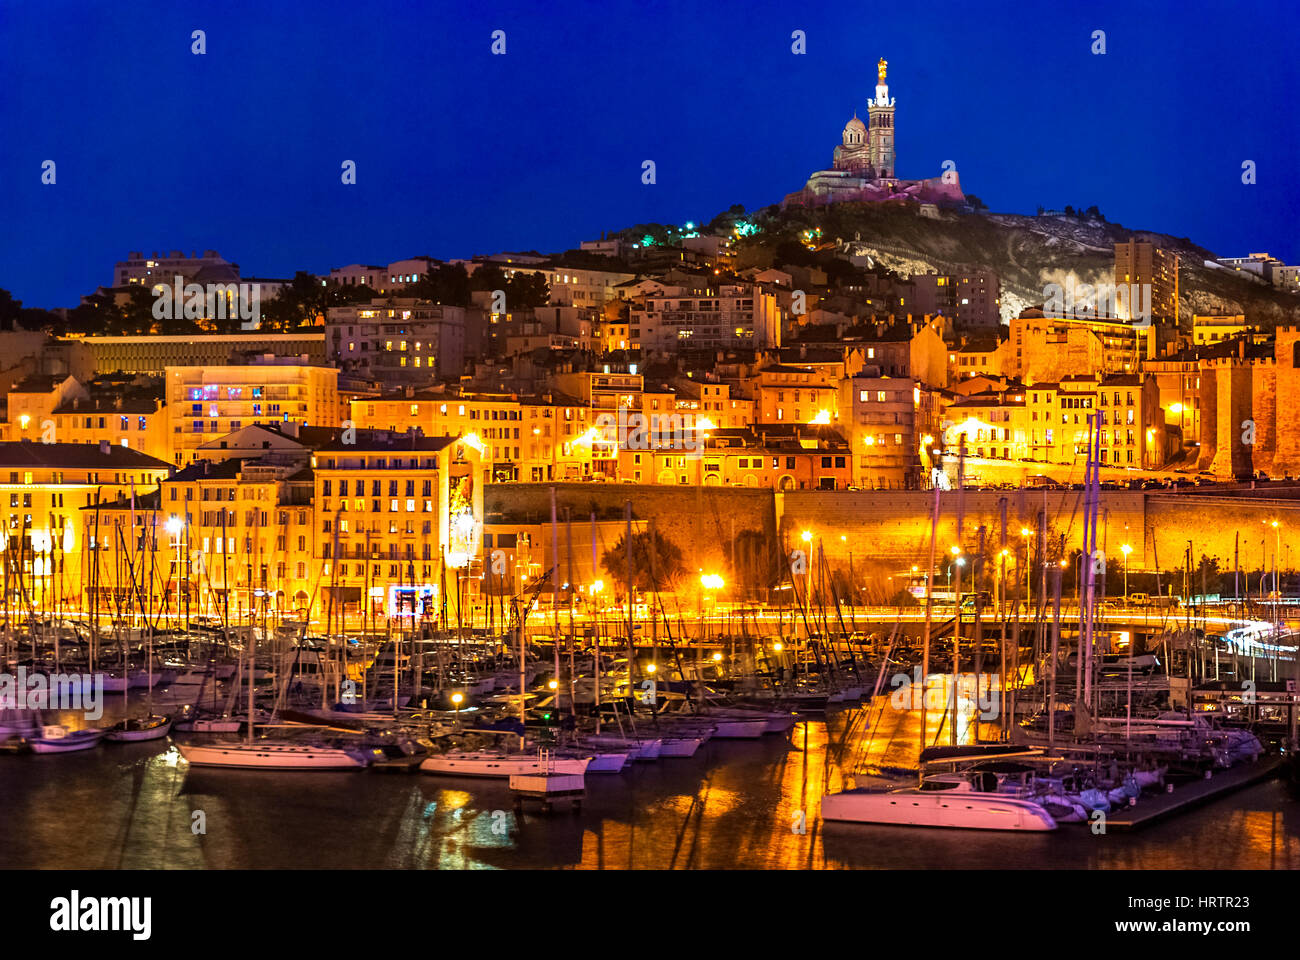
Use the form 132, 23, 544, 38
726, 202, 1300, 327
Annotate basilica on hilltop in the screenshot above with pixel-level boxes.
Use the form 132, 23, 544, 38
783, 59, 967, 208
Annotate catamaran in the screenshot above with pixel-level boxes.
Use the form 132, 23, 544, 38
821, 770, 1059, 831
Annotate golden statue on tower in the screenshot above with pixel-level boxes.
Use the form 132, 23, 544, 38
877, 58, 887, 84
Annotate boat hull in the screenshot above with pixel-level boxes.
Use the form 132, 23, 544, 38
420, 752, 592, 778
659, 737, 704, 757
821, 789, 1058, 831
29, 730, 107, 754
711, 718, 770, 739
584, 751, 630, 773
105, 717, 173, 742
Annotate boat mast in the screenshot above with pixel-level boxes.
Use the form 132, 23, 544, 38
550, 486, 560, 711
951, 437, 966, 745
919, 482, 940, 754
624, 500, 633, 698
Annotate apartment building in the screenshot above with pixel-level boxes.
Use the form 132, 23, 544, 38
326, 299, 466, 384
311, 431, 483, 624
166, 359, 341, 466
1, 441, 172, 607
840, 374, 919, 488
624, 285, 782, 354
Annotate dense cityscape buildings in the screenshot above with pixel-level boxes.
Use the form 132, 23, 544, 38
4, 208, 1299, 624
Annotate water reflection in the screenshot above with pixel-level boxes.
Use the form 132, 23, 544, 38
4, 688, 1300, 869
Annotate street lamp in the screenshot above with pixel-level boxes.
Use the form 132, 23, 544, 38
947, 553, 965, 602
1121, 544, 1132, 600
700, 574, 724, 639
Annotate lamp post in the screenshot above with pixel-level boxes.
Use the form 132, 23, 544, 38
947, 548, 965, 606
1121, 543, 1132, 601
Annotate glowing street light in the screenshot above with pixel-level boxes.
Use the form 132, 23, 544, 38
801, 530, 813, 543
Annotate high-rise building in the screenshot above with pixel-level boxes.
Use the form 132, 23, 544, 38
1114, 241, 1177, 320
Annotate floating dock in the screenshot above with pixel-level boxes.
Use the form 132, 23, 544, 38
510, 772, 585, 812
1106, 758, 1281, 831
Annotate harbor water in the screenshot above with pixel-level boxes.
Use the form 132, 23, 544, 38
4, 694, 1299, 869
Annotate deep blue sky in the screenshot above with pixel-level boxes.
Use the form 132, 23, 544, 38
1, 0, 1296, 308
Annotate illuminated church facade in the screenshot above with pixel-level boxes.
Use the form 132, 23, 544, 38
783, 59, 966, 208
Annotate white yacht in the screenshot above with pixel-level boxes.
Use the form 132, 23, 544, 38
177, 741, 367, 770
419, 750, 592, 778
821, 772, 1059, 831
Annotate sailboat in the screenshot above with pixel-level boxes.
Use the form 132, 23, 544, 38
176, 601, 366, 770
106, 526, 171, 743
105, 714, 173, 742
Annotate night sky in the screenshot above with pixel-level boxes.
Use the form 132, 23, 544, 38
1, 0, 1296, 308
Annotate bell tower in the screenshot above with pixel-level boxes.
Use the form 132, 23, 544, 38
867, 57, 896, 180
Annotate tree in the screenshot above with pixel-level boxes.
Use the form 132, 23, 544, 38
726, 528, 782, 598
601, 529, 686, 595
0, 288, 23, 330
67, 293, 126, 335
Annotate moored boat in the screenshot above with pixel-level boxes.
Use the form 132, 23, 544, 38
826, 770, 1060, 832
177, 740, 368, 769
104, 715, 173, 742
420, 750, 592, 778
821, 773, 1059, 831
29, 725, 108, 754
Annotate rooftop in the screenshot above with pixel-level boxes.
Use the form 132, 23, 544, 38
0, 441, 171, 471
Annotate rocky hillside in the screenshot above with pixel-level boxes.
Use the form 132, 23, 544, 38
735, 201, 1300, 327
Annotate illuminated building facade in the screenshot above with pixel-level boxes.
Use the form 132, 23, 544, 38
0, 441, 172, 610
326, 299, 466, 384
167, 360, 341, 466
311, 430, 483, 625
